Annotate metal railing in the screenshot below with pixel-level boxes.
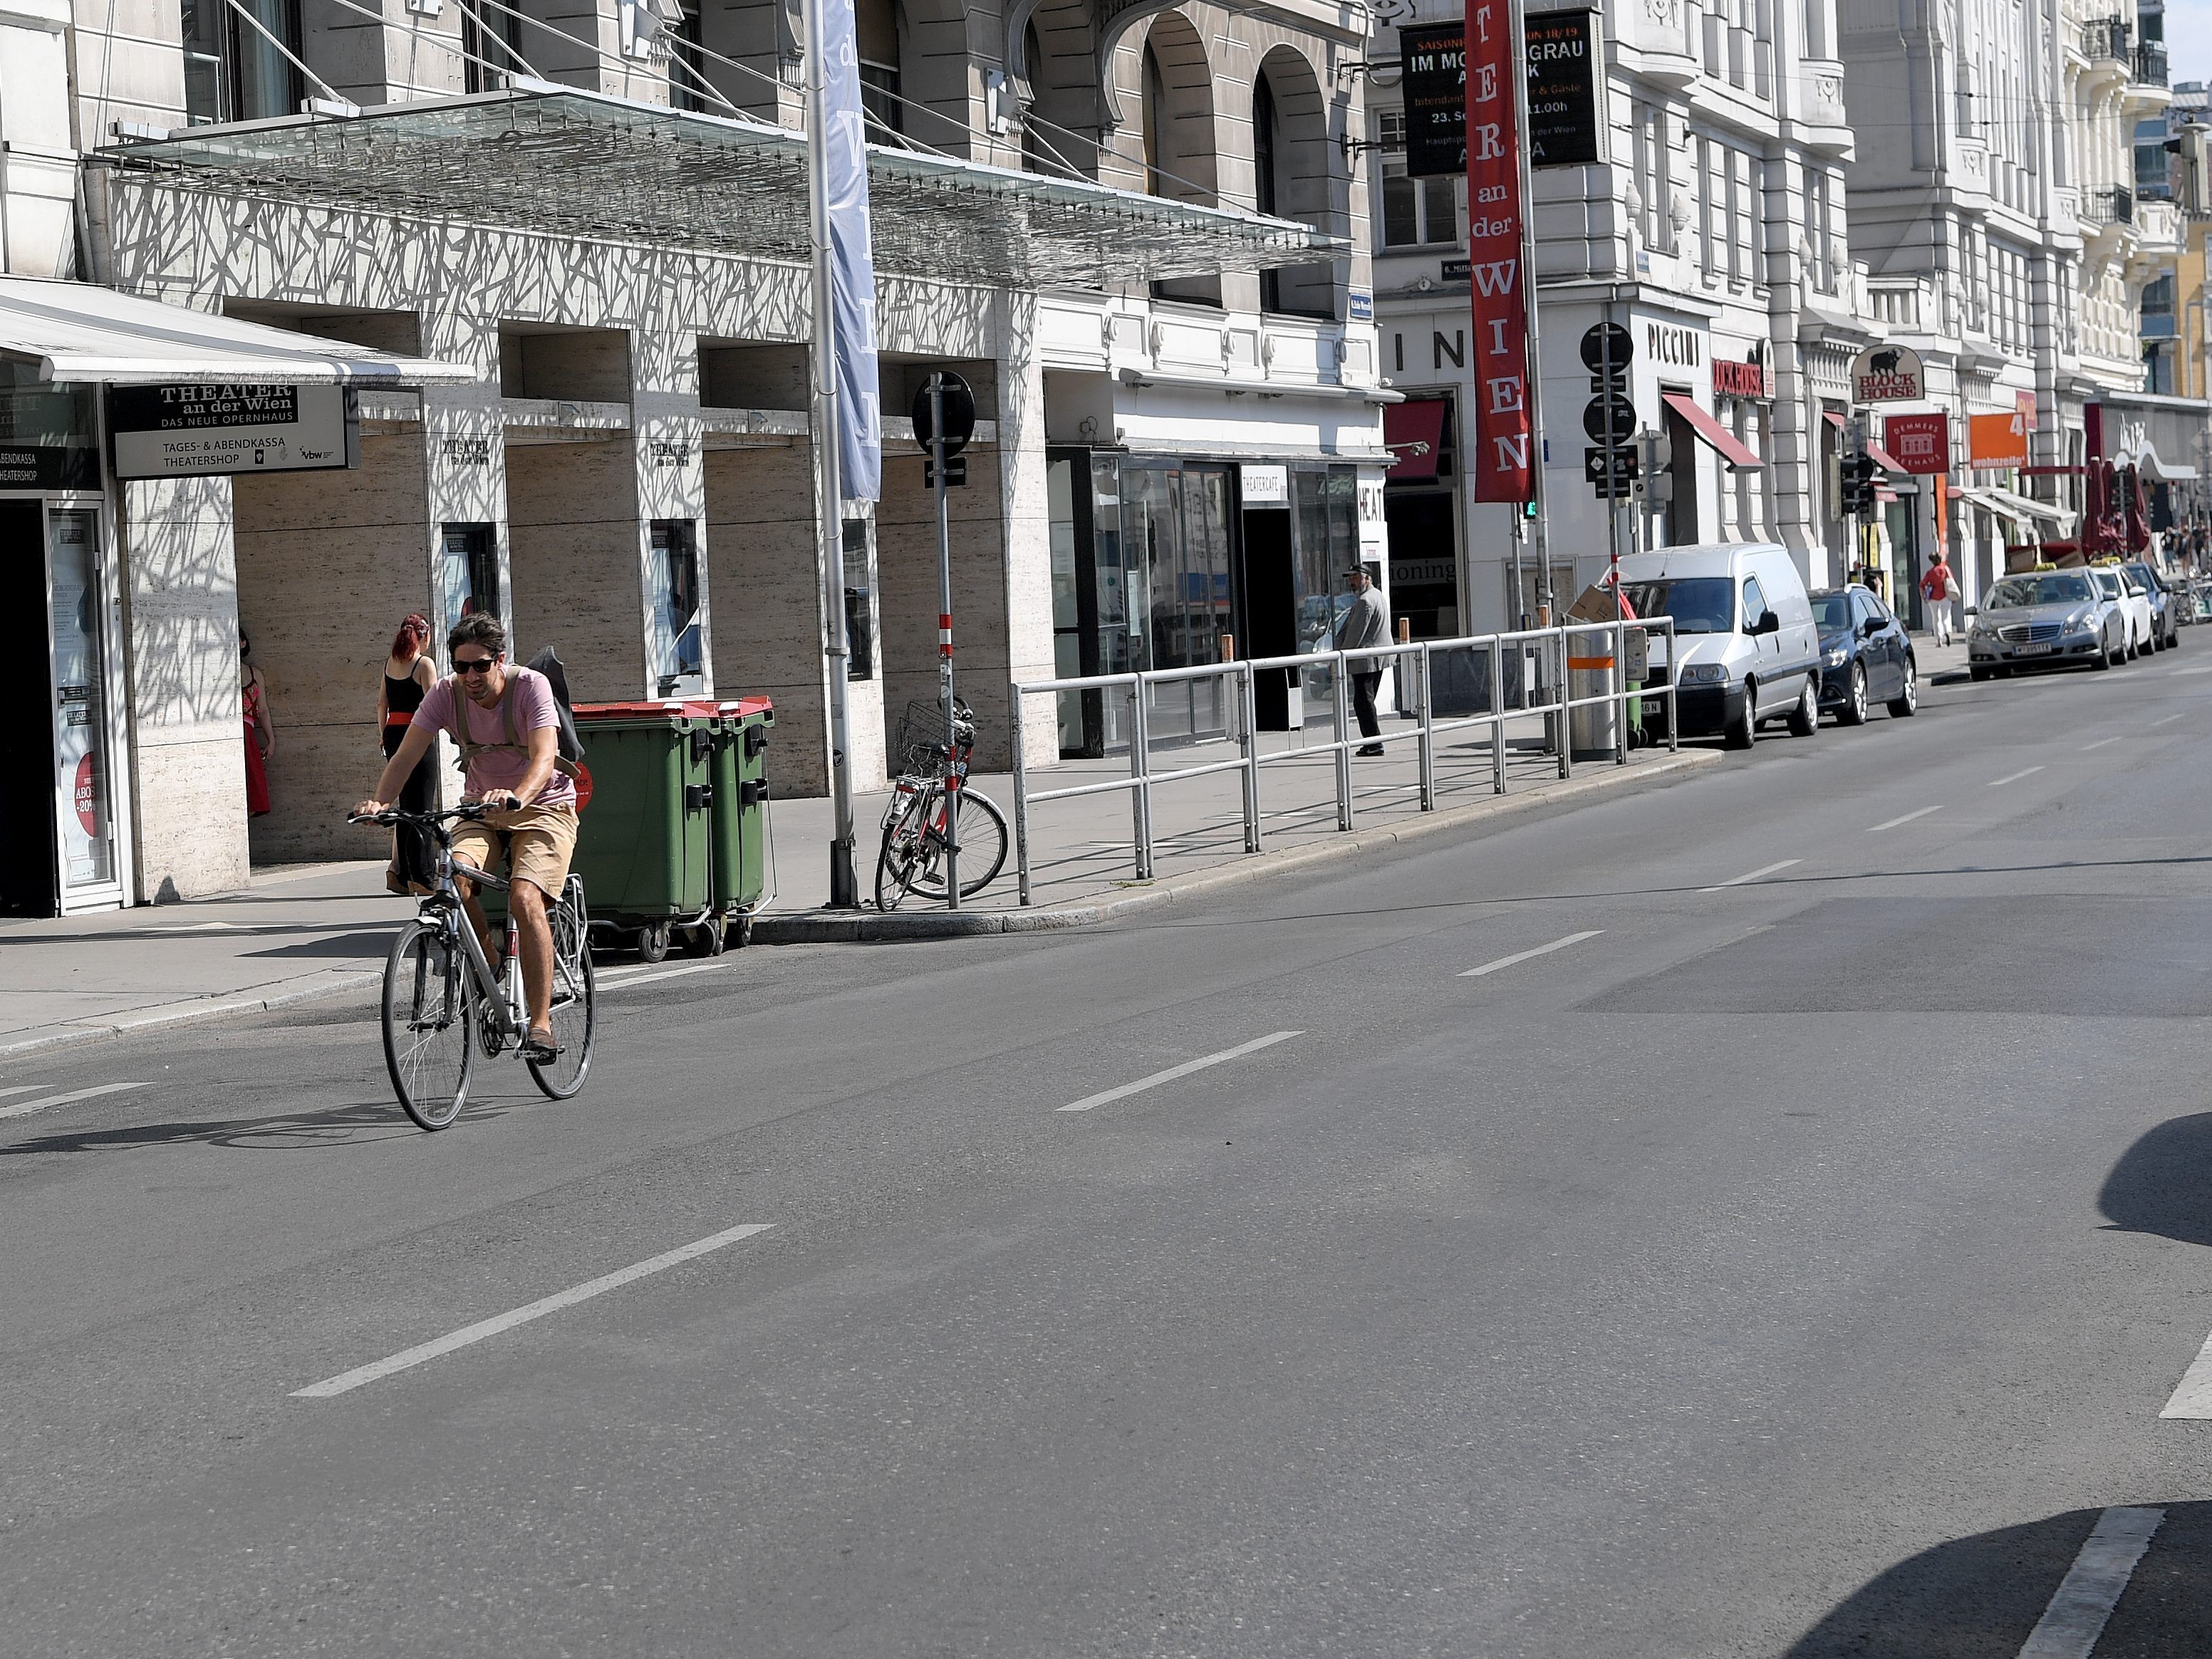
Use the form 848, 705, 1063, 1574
2081, 16, 2129, 62
1007, 618, 1678, 905
2084, 184, 2136, 227
2135, 41, 2169, 86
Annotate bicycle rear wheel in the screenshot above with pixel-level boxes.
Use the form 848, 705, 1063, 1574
905, 788, 1009, 900
874, 785, 940, 912
382, 918, 476, 1130
529, 880, 597, 1100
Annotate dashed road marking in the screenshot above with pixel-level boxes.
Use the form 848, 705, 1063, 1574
1059, 1031, 1302, 1114
1988, 766, 2047, 788
1460, 930, 1604, 979
0, 1082, 149, 1121
601, 960, 737, 990
1867, 806, 1943, 833
2079, 736, 2122, 752
2013, 1506, 2164, 1659
2159, 1323, 2212, 1418
292, 1222, 776, 1399
1698, 859, 1801, 893
2151, 712, 2186, 727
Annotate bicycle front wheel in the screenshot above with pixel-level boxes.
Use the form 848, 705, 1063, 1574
529, 883, 598, 1100
905, 788, 1009, 900
382, 918, 476, 1130
874, 785, 940, 912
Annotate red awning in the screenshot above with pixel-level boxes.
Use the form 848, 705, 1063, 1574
1383, 397, 1448, 484
1661, 392, 1762, 469
1822, 409, 1910, 474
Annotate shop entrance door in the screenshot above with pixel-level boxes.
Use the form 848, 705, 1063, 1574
0, 500, 58, 916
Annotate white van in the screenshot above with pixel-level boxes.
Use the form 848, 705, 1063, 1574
1616, 542, 1822, 749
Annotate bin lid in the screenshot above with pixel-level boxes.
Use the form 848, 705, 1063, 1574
717, 696, 774, 721
573, 700, 702, 722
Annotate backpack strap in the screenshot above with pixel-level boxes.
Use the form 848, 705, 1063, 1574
446, 667, 579, 780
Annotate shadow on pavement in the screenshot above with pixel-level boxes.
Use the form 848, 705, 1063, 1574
1783, 1502, 2212, 1658
2100, 1112, 2212, 1248
0, 1093, 534, 1155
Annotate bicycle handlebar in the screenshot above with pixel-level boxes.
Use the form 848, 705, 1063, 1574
347, 803, 492, 828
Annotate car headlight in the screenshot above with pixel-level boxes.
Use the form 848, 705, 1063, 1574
1680, 662, 1727, 685
1968, 620, 1997, 638
1822, 646, 1847, 667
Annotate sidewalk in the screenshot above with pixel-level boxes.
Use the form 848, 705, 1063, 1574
1, 708, 1720, 1059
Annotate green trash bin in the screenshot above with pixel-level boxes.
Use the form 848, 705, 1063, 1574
569, 701, 717, 962
707, 697, 774, 945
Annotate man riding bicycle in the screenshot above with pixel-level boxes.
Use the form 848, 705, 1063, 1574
355, 613, 578, 1063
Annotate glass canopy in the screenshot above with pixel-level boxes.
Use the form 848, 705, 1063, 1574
106, 86, 1345, 289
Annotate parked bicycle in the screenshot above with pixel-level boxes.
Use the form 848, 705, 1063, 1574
876, 695, 1009, 911
348, 803, 597, 1129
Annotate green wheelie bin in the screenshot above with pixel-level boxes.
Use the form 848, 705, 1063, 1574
705, 697, 774, 947
568, 702, 717, 962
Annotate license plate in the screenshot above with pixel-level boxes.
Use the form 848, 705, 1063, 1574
2014, 642, 2054, 655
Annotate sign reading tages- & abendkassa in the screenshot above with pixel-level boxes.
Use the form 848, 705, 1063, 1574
108, 383, 359, 480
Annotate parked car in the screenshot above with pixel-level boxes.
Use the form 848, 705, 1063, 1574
2124, 561, 2181, 651
2094, 566, 2153, 658
1966, 568, 2124, 677
1619, 542, 1825, 749
1809, 583, 1916, 724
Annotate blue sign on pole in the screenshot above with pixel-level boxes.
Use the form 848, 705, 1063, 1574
819, 0, 881, 502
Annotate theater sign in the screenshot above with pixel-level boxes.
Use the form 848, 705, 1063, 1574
108, 383, 358, 480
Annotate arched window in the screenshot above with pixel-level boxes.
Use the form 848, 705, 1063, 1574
1254, 71, 1282, 311
1139, 16, 1221, 304
1143, 43, 1167, 196
1254, 48, 1336, 317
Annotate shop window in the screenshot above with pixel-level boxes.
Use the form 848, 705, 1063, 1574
648, 521, 706, 697
841, 517, 875, 680
180, 0, 303, 125
440, 524, 501, 652
1377, 112, 1456, 249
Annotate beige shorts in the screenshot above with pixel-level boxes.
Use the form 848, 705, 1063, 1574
451, 802, 578, 901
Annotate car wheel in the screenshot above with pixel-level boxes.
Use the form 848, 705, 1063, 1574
2128, 630, 2140, 660
1725, 680, 1757, 749
1841, 663, 1870, 724
1787, 673, 1819, 737
2097, 633, 2117, 670
1969, 666, 1990, 683
1886, 655, 1918, 717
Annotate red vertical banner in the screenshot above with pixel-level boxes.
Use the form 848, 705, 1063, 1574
1463, 0, 1531, 502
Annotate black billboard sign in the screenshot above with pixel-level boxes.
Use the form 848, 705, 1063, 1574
1525, 9, 1603, 167
1394, 11, 1604, 178
1398, 24, 1465, 178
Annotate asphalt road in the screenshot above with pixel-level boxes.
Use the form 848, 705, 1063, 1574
6, 645, 2212, 1657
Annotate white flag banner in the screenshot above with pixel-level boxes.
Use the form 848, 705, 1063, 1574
819, 0, 882, 501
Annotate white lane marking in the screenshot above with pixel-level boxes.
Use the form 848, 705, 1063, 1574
601, 960, 734, 990
0, 1086, 44, 1101
2014, 1506, 2164, 1659
0, 1082, 149, 1121
2156, 1323, 2212, 1418
1058, 1031, 1302, 1114
1698, 859, 1802, 893
1460, 930, 1605, 979
2171, 665, 2212, 677
292, 1222, 775, 1399
2079, 736, 2123, 752
1988, 766, 2047, 788
1867, 805, 1943, 833
2151, 712, 2186, 727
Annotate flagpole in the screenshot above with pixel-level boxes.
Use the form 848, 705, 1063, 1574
1508, 0, 1552, 624
804, 0, 859, 908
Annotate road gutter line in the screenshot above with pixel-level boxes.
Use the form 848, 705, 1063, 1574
1058, 1031, 1302, 1113
1866, 806, 1943, 833
1698, 859, 1801, 893
1460, 930, 1604, 978
1988, 766, 2047, 787
292, 1222, 776, 1399
2013, 1506, 2164, 1659
0, 1082, 148, 1121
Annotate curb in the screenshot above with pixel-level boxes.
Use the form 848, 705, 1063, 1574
752, 748, 1725, 944
0, 970, 384, 1063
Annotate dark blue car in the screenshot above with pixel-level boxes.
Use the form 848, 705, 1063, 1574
1809, 584, 1918, 724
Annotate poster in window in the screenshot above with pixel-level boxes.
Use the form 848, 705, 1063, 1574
1399, 24, 1467, 178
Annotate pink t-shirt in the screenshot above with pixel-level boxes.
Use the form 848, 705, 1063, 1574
412, 665, 577, 808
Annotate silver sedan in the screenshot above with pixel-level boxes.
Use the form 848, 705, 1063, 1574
1967, 569, 2127, 678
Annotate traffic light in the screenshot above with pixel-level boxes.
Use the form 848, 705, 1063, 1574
1639, 430, 1673, 505
1842, 451, 1880, 515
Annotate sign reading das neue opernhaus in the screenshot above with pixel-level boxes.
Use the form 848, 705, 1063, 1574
108, 383, 358, 479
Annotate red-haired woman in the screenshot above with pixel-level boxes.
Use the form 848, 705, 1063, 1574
378, 613, 437, 893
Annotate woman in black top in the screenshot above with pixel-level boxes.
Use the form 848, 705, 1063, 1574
378, 613, 438, 893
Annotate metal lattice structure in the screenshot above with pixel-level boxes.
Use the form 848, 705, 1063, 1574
105, 86, 1344, 288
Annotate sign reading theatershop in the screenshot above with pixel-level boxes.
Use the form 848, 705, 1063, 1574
107, 383, 359, 479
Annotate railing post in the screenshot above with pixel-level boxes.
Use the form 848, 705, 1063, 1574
1240, 662, 1262, 852
1332, 650, 1354, 830
1556, 627, 1572, 781
1011, 682, 1033, 905
1490, 636, 1507, 795
1666, 620, 1679, 752
1127, 680, 1152, 880
1614, 616, 1629, 766
1416, 642, 1435, 811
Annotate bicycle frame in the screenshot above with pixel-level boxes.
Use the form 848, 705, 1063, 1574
405, 818, 529, 1044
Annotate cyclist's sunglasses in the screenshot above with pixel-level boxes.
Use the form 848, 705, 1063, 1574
453, 655, 499, 675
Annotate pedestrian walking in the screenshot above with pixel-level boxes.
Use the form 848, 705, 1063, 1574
1334, 563, 1390, 756
1919, 553, 1958, 647
241, 628, 274, 818
378, 612, 438, 893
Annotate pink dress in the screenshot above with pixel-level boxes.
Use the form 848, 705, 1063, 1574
243, 677, 271, 817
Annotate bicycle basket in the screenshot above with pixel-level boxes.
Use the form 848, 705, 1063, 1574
893, 697, 975, 777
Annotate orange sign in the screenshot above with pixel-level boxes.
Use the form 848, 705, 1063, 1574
1968, 411, 2030, 469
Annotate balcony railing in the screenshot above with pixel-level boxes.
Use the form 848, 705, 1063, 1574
2084, 184, 2136, 227
2136, 41, 2169, 87
2081, 17, 2130, 61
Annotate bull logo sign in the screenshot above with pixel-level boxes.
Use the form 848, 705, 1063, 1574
1848, 343, 1926, 403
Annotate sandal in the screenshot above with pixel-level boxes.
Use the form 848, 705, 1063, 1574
522, 1026, 562, 1063
385, 868, 407, 895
